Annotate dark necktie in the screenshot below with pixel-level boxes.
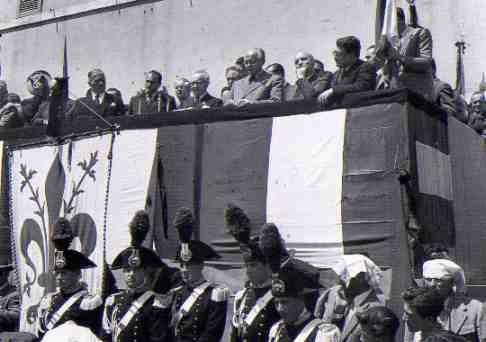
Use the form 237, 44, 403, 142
95, 94, 101, 105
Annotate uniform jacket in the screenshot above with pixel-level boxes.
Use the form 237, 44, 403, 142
68, 90, 125, 120
268, 312, 341, 342
230, 284, 280, 342
192, 93, 223, 109
171, 281, 229, 342
331, 60, 377, 98
128, 91, 176, 115
36, 288, 103, 339
294, 71, 333, 100
226, 71, 283, 104
314, 286, 381, 342
102, 290, 171, 342
0, 283, 19, 332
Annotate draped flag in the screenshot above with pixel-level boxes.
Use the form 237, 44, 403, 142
10, 128, 158, 334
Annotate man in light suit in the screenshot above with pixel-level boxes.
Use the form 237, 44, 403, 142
224, 48, 283, 107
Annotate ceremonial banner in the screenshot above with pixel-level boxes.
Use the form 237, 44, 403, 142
10, 129, 158, 334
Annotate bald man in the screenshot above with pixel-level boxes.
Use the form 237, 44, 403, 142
224, 48, 283, 107
293, 51, 333, 100
190, 70, 222, 108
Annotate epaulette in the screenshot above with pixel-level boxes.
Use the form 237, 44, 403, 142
80, 294, 103, 311
153, 293, 173, 309
210, 284, 229, 302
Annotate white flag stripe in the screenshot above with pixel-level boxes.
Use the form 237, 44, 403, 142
416, 141, 453, 201
266, 109, 346, 267
105, 129, 158, 264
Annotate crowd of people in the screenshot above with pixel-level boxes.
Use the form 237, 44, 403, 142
0, 5, 485, 137
0, 205, 482, 342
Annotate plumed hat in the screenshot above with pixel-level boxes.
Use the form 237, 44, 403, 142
52, 218, 96, 271
225, 204, 265, 263
111, 210, 164, 270
271, 259, 321, 298
173, 207, 220, 263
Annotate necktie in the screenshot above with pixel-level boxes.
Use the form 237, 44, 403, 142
95, 94, 101, 105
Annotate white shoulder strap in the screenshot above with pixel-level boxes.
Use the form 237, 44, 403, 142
114, 291, 154, 340
244, 289, 273, 326
171, 281, 211, 333
295, 319, 323, 342
46, 290, 87, 330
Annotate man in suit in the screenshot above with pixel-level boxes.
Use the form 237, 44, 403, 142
294, 51, 333, 100
355, 306, 400, 342
221, 65, 244, 102
68, 69, 124, 120
265, 63, 296, 101
224, 48, 283, 107
318, 36, 376, 106
386, 6, 434, 100
189, 70, 222, 109
468, 91, 486, 136
0, 81, 8, 109
314, 255, 383, 342
421, 259, 486, 342
128, 70, 176, 115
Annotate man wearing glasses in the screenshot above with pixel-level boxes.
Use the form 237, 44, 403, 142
189, 70, 222, 109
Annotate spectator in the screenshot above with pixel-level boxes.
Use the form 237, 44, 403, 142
265, 63, 296, 101
365, 45, 393, 90
314, 59, 325, 74
356, 306, 400, 342
0, 263, 19, 332
235, 56, 248, 78
190, 70, 222, 108
224, 48, 283, 107
128, 70, 176, 115
173, 77, 195, 110
106, 87, 127, 114
221, 65, 244, 101
424, 243, 451, 261
21, 70, 53, 125
68, 69, 125, 120
467, 92, 486, 136
318, 36, 376, 106
402, 287, 467, 342
314, 255, 383, 342
431, 60, 461, 121
420, 259, 486, 342
294, 51, 333, 100
0, 81, 8, 108
0, 93, 24, 128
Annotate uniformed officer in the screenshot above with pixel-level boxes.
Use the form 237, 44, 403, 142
102, 210, 171, 342
267, 262, 341, 342
36, 218, 103, 340
0, 261, 19, 332
225, 204, 281, 342
171, 207, 229, 342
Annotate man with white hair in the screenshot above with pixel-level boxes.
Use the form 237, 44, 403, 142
190, 70, 222, 108
314, 255, 383, 342
420, 259, 486, 342
224, 48, 283, 107
294, 51, 332, 100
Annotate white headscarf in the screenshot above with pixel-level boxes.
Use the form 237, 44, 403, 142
422, 258, 466, 294
332, 254, 382, 290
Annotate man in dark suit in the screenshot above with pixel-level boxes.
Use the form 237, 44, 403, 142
294, 51, 333, 100
318, 36, 376, 106
128, 70, 176, 115
265, 63, 296, 101
189, 70, 222, 108
224, 48, 283, 107
68, 69, 124, 120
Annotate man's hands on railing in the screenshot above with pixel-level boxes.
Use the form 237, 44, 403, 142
317, 88, 334, 107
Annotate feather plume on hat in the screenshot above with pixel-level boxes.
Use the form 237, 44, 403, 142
173, 207, 194, 262
259, 223, 285, 274
51, 218, 74, 251
129, 210, 150, 247
224, 203, 250, 244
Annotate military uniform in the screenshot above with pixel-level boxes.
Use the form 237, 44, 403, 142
102, 290, 171, 342
172, 207, 229, 342
37, 288, 103, 338
268, 315, 341, 342
231, 282, 280, 342
128, 90, 176, 115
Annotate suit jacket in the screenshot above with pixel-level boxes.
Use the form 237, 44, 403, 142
193, 93, 223, 108
331, 60, 377, 98
226, 71, 283, 104
315, 286, 381, 342
128, 91, 176, 115
68, 90, 125, 120
294, 71, 333, 100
